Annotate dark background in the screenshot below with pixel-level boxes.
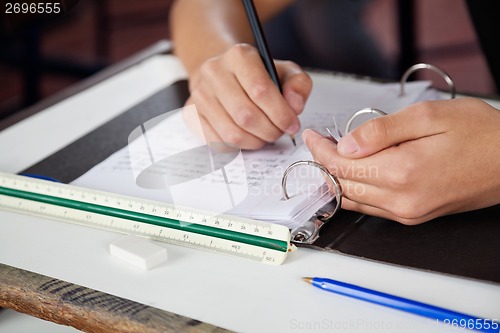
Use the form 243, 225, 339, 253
0, 0, 496, 122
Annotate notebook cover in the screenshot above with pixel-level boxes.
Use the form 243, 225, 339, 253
307, 206, 500, 284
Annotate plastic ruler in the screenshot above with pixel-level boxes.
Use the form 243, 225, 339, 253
0, 172, 293, 265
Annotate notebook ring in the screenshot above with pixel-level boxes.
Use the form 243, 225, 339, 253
400, 63, 456, 99
345, 108, 388, 134
281, 160, 342, 221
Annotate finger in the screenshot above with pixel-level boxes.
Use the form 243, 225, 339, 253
208, 69, 283, 143
183, 99, 220, 143
335, 176, 418, 218
338, 100, 447, 158
188, 88, 266, 149
276, 60, 313, 115
341, 197, 443, 226
229, 45, 301, 136
337, 178, 385, 207
302, 129, 392, 187
184, 98, 230, 146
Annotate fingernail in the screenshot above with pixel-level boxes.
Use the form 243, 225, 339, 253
301, 128, 311, 140
338, 134, 359, 155
302, 128, 319, 138
287, 92, 304, 114
286, 122, 300, 135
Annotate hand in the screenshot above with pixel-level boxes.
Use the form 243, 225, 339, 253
303, 98, 500, 225
183, 43, 313, 150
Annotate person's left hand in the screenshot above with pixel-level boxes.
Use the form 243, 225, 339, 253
303, 98, 500, 225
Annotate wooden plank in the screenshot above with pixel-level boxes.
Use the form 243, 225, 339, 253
0, 264, 230, 333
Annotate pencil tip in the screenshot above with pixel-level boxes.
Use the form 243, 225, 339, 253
291, 136, 297, 146
302, 277, 313, 284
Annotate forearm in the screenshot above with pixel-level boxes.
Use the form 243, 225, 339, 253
170, 0, 293, 76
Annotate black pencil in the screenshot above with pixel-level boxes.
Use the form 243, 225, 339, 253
242, 0, 296, 146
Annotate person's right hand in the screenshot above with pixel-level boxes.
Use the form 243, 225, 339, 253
183, 43, 313, 150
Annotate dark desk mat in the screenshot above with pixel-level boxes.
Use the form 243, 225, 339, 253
310, 206, 500, 284
23, 79, 500, 284
23, 80, 190, 183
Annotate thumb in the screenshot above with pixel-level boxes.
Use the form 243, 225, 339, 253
275, 60, 313, 115
338, 101, 445, 158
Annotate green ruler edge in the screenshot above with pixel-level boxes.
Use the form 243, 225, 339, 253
0, 185, 288, 253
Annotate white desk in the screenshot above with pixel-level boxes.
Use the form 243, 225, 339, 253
0, 52, 499, 333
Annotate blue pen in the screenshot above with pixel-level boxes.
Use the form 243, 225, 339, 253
303, 277, 500, 333
20, 173, 61, 183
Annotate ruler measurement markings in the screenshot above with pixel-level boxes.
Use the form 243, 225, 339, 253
2, 193, 276, 261
0, 189, 288, 252
0, 173, 290, 263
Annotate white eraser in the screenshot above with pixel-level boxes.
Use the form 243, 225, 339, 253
109, 235, 167, 270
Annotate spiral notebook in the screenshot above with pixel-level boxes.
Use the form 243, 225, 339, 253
24, 72, 500, 284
